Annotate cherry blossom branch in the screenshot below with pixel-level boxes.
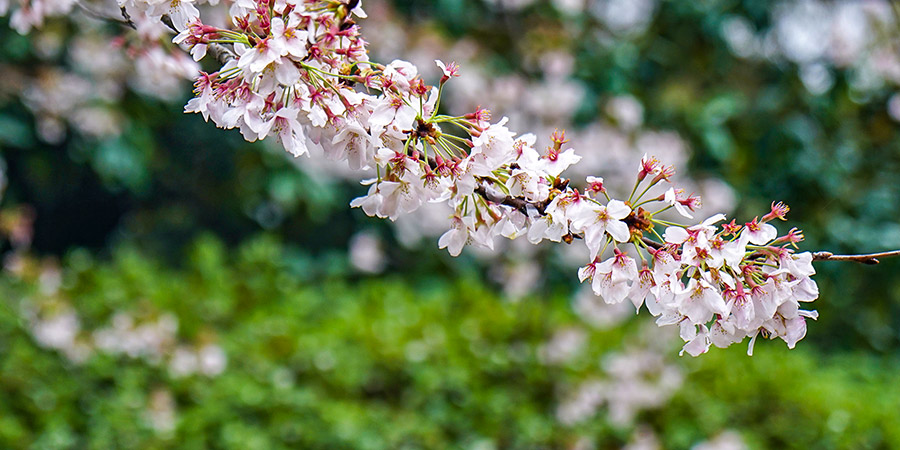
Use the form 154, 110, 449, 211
30, 0, 889, 357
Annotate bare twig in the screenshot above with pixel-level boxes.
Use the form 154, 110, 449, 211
76, 4, 235, 65
811, 250, 900, 265
474, 178, 552, 216
74, 0, 135, 28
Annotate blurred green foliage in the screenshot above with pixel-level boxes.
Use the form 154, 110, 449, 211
1, 236, 899, 449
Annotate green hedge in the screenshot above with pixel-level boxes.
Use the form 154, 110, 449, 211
1, 236, 899, 449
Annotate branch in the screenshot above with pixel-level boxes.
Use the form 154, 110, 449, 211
812, 250, 900, 265
205, 41, 237, 66
473, 178, 554, 216
641, 237, 663, 250
75, 3, 235, 66
474, 184, 531, 216
74, 1, 135, 28
158, 14, 236, 65
473, 182, 670, 251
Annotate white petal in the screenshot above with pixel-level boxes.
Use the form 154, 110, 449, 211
606, 220, 631, 243
606, 199, 631, 220
664, 227, 689, 244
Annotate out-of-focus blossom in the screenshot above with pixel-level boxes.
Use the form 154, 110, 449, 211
349, 231, 387, 274
692, 431, 748, 450
539, 327, 586, 365
145, 388, 177, 435
557, 348, 683, 426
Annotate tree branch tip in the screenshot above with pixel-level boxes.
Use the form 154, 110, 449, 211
811, 249, 900, 265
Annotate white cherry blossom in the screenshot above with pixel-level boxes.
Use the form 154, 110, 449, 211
570, 199, 632, 259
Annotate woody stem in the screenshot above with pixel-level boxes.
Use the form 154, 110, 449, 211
811, 250, 900, 265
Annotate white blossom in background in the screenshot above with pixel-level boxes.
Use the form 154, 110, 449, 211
573, 286, 634, 330
198, 344, 227, 376
721, 0, 899, 98
6, 0, 75, 34
623, 426, 662, 450
774, 0, 832, 64
887, 93, 900, 122
93, 312, 178, 362
145, 388, 177, 436
590, 0, 657, 37
29, 308, 83, 352
692, 431, 748, 450
557, 347, 683, 426
539, 327, 587, 365
0, 17, 198, 143
349, 230, 387, 273
570, 436, 596, 450
557, 379, 605, 425
606, 95, 644, 131
131, 46, 199, 99
169, 346, 199, 377
603, 349, 684, 425
489, 251, 542, 301
480, 0, 538, 12
17, 261, 228, 376
93, 311, 228, 377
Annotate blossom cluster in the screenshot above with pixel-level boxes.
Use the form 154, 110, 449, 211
594, 198, 820, 357
174, 1, 381, 162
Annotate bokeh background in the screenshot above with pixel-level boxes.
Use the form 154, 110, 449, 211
2, 0, 900, 448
